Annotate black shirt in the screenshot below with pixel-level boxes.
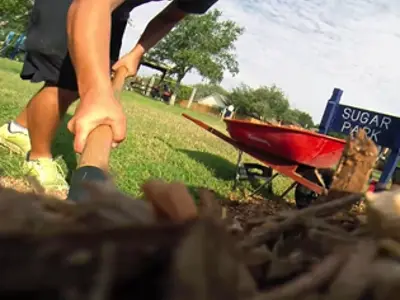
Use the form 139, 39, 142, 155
25, 0, 219, 58
110, 0, 219, 59
113, 0, 219, 21
173, 0, 219, 14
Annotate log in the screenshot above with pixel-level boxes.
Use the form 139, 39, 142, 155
326, 129, 378, 201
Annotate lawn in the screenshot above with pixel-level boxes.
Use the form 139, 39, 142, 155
0, 58, 293, 199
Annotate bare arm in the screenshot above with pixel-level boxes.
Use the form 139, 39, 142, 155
129, 1, 187, 57
67, 0, 124, 100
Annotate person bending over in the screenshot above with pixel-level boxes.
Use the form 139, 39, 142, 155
0, 0, 218, 191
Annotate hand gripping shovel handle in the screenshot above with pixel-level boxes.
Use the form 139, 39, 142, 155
67, 66, 129, 202
78, 67, 128, 169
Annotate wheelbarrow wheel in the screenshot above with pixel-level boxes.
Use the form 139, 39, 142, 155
295, 168, 334, 209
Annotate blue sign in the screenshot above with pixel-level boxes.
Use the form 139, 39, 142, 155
330, 104, 400, 149
319, 88, 400, 186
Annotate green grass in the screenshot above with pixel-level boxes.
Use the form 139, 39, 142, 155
0, 58, 293, 199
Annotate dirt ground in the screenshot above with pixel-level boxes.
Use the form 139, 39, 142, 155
0, 176, 67, 199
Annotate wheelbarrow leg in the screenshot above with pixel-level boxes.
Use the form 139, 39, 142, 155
248, 173, 278, 198
232, 150, 244, 190
232, 150, 276, 197
294, 168, 334, 209
279, 182, 297, 199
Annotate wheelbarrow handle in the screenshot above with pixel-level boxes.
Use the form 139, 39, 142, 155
78, 66, 129, 171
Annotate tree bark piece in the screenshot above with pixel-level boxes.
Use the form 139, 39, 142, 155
327, 129, 378, 201
141, 180, 198, 223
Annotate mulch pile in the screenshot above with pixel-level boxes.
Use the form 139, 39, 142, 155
0, 179, 399, 300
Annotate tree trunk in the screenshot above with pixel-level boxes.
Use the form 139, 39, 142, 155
168, 74, 184, 106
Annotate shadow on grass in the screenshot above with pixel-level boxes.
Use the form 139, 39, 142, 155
155, 137, 236, 181
51, 113, 77, 183
176, 148, 236, 181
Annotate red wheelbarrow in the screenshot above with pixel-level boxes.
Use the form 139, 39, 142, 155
182, 113, 347, 208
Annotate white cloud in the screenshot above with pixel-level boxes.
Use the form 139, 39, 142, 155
121, 0, 400, 122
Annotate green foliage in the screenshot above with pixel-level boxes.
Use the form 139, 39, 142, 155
193, 83, 229, 100
254, 85, 289, 120
228, 83, 315, 127
229, 84, 263, 119
174, 84, 192, 100
327, 131, 348, 139
282, 109, 314, 128
158, 75, 193, 100
136, 74, 193, 100
296, 110, 314, 128
146, 9, 244, 86
229, 84, 288, 121
281, 109, 299, 124
0, 0, 32, 32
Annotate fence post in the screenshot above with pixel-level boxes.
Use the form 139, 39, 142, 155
169, 94, 177, 106
145, 76, 155, 96
186, 88, 197, 108
379, 148, 400, 186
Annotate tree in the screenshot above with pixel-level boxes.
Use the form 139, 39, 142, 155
227, 83, 316, 127
282, 109, 301, 124
229, 84, 289, 121
146, 9, 244, 103
229, 84, 255, 117
253, 85, 289, 120
192, 83, 229, 100
0, 0, 32, 32
296, 111, 314, 128
280, 109, 314, 127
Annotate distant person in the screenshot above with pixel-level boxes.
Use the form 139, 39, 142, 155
9, 34, 26, 60
162, 83, 171, 102
0, 31, 16, 56
223, 104, 235, 118
0, 0, 219, 192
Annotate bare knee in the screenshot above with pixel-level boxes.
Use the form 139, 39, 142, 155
41, 83, 79, 111
58, 88, 79, 107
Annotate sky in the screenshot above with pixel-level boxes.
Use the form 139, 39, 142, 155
120, 0, 400, 122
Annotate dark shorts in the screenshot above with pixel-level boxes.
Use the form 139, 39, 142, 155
21, 0, 128, 91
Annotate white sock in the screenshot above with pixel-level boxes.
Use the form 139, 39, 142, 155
8, 121, 28, 134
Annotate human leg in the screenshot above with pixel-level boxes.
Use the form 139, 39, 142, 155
21, 62, 79, 191
14, 107, 28, 128
2, 0, 128, 191
0, 86, 76, 157
0, 0, 76, 155
0, 0, 80, 191
17, 6, 128, 153
0, 52, 79, 154
27, 84, 78, 160
21, 52, 80, 190
0, 54, 79, 190
0, 88, 77, 192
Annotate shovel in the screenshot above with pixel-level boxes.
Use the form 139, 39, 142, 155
67, 66, 129, 201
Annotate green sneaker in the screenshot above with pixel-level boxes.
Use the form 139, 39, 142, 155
0, 123, 31, 155
23, 157, 69, 191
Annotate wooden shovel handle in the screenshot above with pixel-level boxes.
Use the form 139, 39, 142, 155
78, 66, 129, 170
